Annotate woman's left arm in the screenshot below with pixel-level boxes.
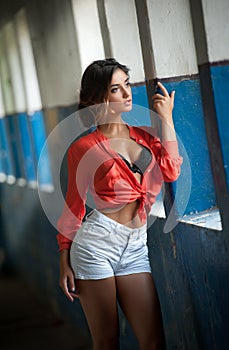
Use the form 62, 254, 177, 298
152, 81, 176, 142
152, 82, 182, 182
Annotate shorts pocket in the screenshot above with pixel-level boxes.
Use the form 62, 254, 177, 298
73, 222, 111, 250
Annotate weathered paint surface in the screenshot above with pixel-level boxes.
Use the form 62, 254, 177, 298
202, 0, 229, 63
167, 78, 216, 215
146, 0, 198, 78
211, 64, 229, 191
17, 112, 36, 184
5, 115, 24, 180
147, 216, 229, 349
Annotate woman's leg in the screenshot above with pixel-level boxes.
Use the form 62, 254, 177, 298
76, 277, 119, 350
116, 272, 166, 350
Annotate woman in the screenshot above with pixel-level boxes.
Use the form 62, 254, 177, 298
57, 58, 182, 350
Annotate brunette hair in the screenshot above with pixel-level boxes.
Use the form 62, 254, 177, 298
79, 58, 129, 110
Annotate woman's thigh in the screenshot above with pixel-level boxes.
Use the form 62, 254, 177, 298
76, 277, 119, 344
115, 273, 165, 349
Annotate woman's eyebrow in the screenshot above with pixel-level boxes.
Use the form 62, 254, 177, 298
110, 77, 129, 88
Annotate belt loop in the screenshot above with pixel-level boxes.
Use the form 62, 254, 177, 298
85, 209, 95, 220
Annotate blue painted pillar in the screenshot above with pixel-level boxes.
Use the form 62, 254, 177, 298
211, 65, 229, 191
5, 114, 25, 183
17, 112, 36, 186
29, 110, 53, 191
0, 117, 15, 183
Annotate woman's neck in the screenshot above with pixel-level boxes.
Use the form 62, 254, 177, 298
97, 121, 129, 138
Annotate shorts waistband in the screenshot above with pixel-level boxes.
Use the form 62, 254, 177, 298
86, 209, 147, 236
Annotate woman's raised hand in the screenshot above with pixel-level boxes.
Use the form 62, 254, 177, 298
152, 81, 175, 127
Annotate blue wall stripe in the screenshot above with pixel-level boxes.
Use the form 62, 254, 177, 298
6, 115, 25, 180
0, 147, 5, 180
163, 79, 216, 215
130, 80, 216, 215
29, 111, 53, 188
211, 65, 229, 192
124, 84, 151, 126
18, 112, 36, 183
0, 119, 6, 180
0, 117, 15, 179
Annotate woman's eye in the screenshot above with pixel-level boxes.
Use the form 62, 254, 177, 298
111, 88, 118, 93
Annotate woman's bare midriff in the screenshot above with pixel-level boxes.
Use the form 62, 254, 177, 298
99, 200, 146, 229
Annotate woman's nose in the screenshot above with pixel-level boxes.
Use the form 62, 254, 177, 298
122, 87, 130, 97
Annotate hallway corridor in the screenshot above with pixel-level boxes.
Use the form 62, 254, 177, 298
0, 273, 91, 350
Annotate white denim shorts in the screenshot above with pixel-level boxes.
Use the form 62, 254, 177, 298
70, 209, 151, 280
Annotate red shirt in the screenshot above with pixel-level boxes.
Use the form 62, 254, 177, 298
57, 125, 183, 251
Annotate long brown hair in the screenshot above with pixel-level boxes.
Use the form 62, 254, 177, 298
79, 58, 129, 110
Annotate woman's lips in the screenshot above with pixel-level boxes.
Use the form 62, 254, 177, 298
124, 99, 132, 106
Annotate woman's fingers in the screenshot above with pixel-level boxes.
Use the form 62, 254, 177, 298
69, 274, 76, 293
60, 273, 78, 302
69, 276, 79, 299
152, 82, 175, 113
170, 90, 175, 107
70, 291, 79, 299
157, 81, 169, 97
61, 278, 73, 301
152, 94, 166, 100
61, 282, 73, 302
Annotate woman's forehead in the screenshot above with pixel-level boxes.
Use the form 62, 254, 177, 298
110, 68, 129, 85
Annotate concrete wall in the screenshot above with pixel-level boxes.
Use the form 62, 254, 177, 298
201, 0, 229, 191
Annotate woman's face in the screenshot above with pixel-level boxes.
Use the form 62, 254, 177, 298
107, 68, 132, 115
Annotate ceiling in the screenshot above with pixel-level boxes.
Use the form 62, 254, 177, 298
0, 0, 26, 29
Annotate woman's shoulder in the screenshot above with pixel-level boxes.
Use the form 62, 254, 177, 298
68, 129, 98, 154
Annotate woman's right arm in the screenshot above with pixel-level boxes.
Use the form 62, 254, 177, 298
57, 144, 89, 300
57, 146, 88, 251
59, 249, 78, 301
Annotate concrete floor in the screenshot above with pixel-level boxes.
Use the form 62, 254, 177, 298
0, 273, 91, 350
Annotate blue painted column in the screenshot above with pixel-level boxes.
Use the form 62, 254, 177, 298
211, 65, 229, 192
29, 110, 53, 191
6, 114, 25, 184
18, 112, 37, 186
0, 117, 15, 183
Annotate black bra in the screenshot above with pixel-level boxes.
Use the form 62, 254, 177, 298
118, 146, 152, 175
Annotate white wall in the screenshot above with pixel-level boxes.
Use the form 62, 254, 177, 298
0, 32, 15, 114
0, 76, 5, 118
14, 9, 42, 114
147, 0, 198, 78
104, 0, 145, 83
3, 21, 26, 113
26, 0, 81, 108
202, 0, 229, 62
72, 0, 105, 74
3, 0, 227, 111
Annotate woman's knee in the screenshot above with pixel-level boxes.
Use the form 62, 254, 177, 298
92, 333, 119, 350
138, 332, 166, 350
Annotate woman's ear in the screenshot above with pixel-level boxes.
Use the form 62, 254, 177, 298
105, 100, 116, 115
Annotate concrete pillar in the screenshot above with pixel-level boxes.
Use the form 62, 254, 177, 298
0, 32, 15, 115
72, 0, 105, 73
25, 0, 81, 108
103, 0, 144, 83
3, 21, 26, 114
189, 0, 229, 228
14, 8, 42, 114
